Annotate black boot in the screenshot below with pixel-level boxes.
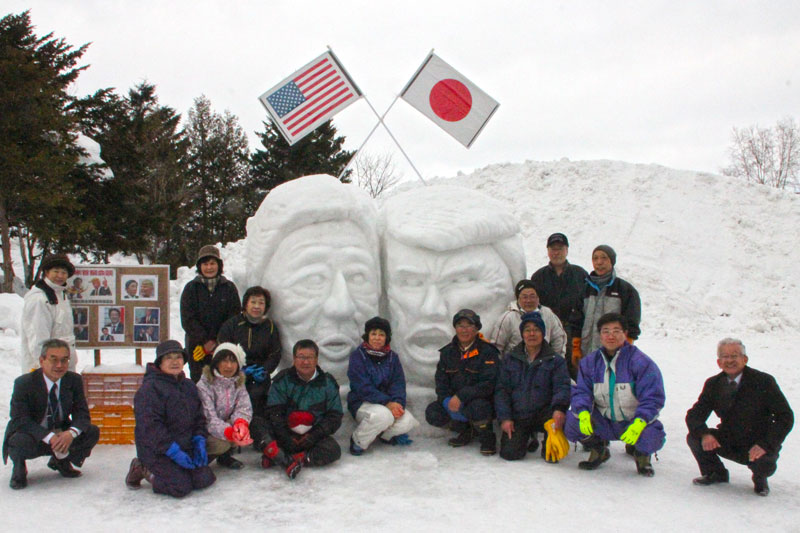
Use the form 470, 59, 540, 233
9, 460, 27, 490
216, 450, 244, 470
474, 421, 496, 456
633, 450, 654, 477
578, 437, 610, 470
448, 423, 474, 447
753, 475, 770, 496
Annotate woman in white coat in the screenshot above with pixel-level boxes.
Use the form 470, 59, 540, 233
20, 255, 77, 372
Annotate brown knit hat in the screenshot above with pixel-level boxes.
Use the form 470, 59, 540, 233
196, 245, 223, 272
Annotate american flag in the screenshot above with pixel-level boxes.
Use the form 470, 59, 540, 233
258, 51, 362, 145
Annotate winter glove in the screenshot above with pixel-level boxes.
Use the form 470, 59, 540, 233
191, 435, 208, 467
244, 364, 267, 383
166, 442, 195, 470
233, 418, 253, 446
192, 345, 206, 362
224, 426, 236, 442
620, 417, 647, 445
442, 397, 468, 422
543, 418, 569, 462
578, 411, 593, 436
571, 337, 582, 366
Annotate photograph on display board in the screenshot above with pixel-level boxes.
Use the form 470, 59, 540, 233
134, 325, 159, 343
70, 267, 115, 304
100, 306, 125, 340
72, 307, 88, 325
121, 274, 159, 301
134, 307, 160, 325
99, 326, 114, 342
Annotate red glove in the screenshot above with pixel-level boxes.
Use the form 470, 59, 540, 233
224, 426, 235, 442
232, 418, 253, 446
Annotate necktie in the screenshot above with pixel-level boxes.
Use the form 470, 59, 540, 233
48, 385, 62, 429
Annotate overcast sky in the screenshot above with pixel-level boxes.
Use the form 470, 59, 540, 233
8, 1, 800, 181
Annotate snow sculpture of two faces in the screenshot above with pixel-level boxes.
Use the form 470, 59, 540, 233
246, 175, 525, 386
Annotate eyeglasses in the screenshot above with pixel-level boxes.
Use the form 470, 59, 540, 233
295, 355, 317, 361
718, 354, 744, 361
600, 328, 624, 336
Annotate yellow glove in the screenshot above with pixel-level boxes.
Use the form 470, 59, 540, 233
620, 417, 647, 445
544, 418, 569, 462
571, 337, 582, 366
578, 410, 593, 436
192, 345, 206, 362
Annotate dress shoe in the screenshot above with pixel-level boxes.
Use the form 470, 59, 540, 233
9, 461, 27, 490
753, 475, 770, 497
125, 457, 150, 490
692, 470, 729, 486
48, 456, 82, 478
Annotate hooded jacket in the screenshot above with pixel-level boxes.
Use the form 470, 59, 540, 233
20, 278, 76, 373
495, 340, 571, 422
133, 363, 208, 466
196, 366, 253, 441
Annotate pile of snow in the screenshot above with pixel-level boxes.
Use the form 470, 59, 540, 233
0, 294, 23, 334
1, 159, 798, 530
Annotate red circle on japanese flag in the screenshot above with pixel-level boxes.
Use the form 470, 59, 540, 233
429, 79, 472, 122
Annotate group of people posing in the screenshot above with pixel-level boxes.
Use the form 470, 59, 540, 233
5, 235, 794, 500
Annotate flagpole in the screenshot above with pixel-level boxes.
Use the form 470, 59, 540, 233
363, 96, 427, 185
337, 95, 400, 182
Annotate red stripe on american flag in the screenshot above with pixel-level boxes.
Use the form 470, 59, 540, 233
284, 78, 343, 125
294, 58, 328, 83
288, 90, 353, 136
285, 82, 347, 130
299, 69, 336, 94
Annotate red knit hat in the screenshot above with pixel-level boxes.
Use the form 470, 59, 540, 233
288, 411, 314, 434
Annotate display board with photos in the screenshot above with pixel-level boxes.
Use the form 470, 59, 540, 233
68, 265, 169, 349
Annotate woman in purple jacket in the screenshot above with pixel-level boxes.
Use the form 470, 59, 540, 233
347, 317, 418, 455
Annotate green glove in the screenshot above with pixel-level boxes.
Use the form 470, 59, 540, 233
578, 411, 593, 436
620, 417, 647, 445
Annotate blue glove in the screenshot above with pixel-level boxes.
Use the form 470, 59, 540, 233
191, 435, 208, 467
244, 364, 267, 383
443, 396, 468, 422
166, 442, 195, 470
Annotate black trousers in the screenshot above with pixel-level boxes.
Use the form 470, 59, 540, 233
251, 417, 341, 467
425, 398, 494, 428
686, 430, 779, 479
245, 379, 271, 419
499, 409, 552, 461
7, 425, 100, 467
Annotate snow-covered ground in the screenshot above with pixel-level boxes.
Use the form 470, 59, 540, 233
1, 159, 798, 532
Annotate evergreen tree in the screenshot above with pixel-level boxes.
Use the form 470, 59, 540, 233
177, 95, 251, 266
0, 11, 96, 291
250, 119, 353, 204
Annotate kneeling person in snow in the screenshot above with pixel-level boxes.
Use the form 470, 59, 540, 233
347, 317, 419, 455
685, 337, 793, 496
264, 340, 343, 472
4, 339, 100, 490
425, 309, 499, 456
565, 313, 665, 476
495, 312, 571, 462
490, 279, 567, 357
196, 343, 253, 470
125, 340, 216, 497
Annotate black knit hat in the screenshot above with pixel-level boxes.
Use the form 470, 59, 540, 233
154, 340, 187, 367
593, 244, 617, 266
453, 309, 482, 330
519, 311, 546, 337
363, 316, 391, 343
40, 254, 75, 278
514, 279, 537, 299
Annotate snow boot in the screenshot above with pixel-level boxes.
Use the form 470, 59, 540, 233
285, 452, 308, 480
216, 450, 244, 470
350, 437, 365, 456
578, 437, 610, 470
448, 422, 474, 447
474, 421, 496, 456
125, 458, 150, 490
634, 450, 654, 477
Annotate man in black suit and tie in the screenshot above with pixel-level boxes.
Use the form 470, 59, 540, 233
3, 339, 100, 489
686, 337, 794, 497
106, 308, 124, 335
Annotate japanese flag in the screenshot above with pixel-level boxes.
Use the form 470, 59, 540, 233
401, 52, 499, 148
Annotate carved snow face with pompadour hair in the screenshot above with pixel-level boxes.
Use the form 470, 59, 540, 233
245, 175, 380, 382
379, 184, 526, 386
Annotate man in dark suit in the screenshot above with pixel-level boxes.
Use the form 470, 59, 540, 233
686, 337, 794, 497
3, 339, 100, 489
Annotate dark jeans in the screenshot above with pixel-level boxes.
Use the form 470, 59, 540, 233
425, 398, 494, 428
499, 410, 552, 461
7, 425, 100, 467
686, 430, 779, 479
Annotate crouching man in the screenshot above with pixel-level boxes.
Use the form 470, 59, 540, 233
686, 337, 793, 496
261, 340, 343, 476
3, 339, 99, 489
425, 309, 499, 456
565, 313, 665, 476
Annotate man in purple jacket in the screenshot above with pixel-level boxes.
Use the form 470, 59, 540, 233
565, 312, 665, 476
